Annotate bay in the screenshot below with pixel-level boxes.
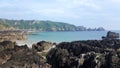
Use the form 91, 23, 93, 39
17, 31, 120, 47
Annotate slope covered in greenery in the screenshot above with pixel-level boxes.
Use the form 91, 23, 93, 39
0, 19, 12, 30
0, 18, 105, 31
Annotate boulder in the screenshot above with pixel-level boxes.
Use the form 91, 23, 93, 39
46, 39, 120, 68
102, 31, 119, 40
0, 51, 51, 68
0, 41, 51, 68
32, 41, 55, 52
0, 41, 15, 52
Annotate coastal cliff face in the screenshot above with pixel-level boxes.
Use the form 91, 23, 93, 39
0, 30, 27, 42
0, 18, 105, 31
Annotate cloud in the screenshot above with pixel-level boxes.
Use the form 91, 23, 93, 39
27, 0, 101, 19
0, 2, 14, 7
0, 0, 120, 30
111, 0, 120, 3
56, 0, 101, 9
0, 0, 101, 19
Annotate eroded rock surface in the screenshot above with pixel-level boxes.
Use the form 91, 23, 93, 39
47, 40, 120, 68
47, 34, 120, 68
0, 41, 51, 68
32, 41, 55, 52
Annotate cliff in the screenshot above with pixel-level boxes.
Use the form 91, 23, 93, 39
0, 18, 105, 31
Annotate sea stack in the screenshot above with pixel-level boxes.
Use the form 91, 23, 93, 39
102, 31, 119, 40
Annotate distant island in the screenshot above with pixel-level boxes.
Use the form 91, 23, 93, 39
0, 18, 105, 31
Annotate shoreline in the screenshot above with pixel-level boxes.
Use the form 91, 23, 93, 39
0, 31, 120, 68
15, 40, 58, 48
15, 40, 35, 48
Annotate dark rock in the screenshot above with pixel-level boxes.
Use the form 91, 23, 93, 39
46, 38, 120, 68
0, 41, 15, 52
0, 41, 51, 68
47, 48, 68, 68
32, 41, 55, 52
0, 51, 51, 68
102, 31, 119, 40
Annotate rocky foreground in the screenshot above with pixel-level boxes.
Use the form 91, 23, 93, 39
0, 41, 51, 68
0, 31, 120, 68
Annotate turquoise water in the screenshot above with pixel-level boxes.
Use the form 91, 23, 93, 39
16, 31, 120, 47
27, 31, 108, 43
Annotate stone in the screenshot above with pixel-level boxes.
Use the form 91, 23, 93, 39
32, 41, 55, 52
0, 41, 51, 68
102, 31, 119, 40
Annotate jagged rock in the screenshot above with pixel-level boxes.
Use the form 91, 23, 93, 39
46, 38, 120, 68
0, 41, 51, 68
0, 51, 51, 68
107, 31, 119, 38
32, 41, 55, 52
0, 41, 15, 52
102, 31, 119, 40
47, 48, 69, 68
100, 52, 120, 68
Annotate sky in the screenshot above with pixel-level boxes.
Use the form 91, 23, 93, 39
0, 0, 120, 30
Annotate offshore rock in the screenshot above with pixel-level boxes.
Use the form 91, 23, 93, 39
102, 31, 119, 40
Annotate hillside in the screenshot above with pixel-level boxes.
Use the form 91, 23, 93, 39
0, 19, 14, 30
0, 18, 105, 31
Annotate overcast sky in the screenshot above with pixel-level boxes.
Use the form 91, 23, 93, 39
0, 0, 120, 30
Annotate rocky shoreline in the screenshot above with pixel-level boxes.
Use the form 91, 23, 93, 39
0, 30, 27, 42
0, 31, 120, 68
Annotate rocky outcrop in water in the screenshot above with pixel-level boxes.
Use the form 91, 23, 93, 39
102, 31, 119, 40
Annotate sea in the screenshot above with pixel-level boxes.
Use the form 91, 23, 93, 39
16, 30, 120, 47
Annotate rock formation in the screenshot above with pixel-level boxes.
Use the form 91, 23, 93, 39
0, 41, 51, 68
32, 41, 55, 52
0, 31, 120, 68
102, 31, 119, 40
0, 30, 27, 42
46, 31, 120, 68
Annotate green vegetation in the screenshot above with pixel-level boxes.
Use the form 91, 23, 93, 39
0, 18, 105, 31
0, 19, 13, 30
